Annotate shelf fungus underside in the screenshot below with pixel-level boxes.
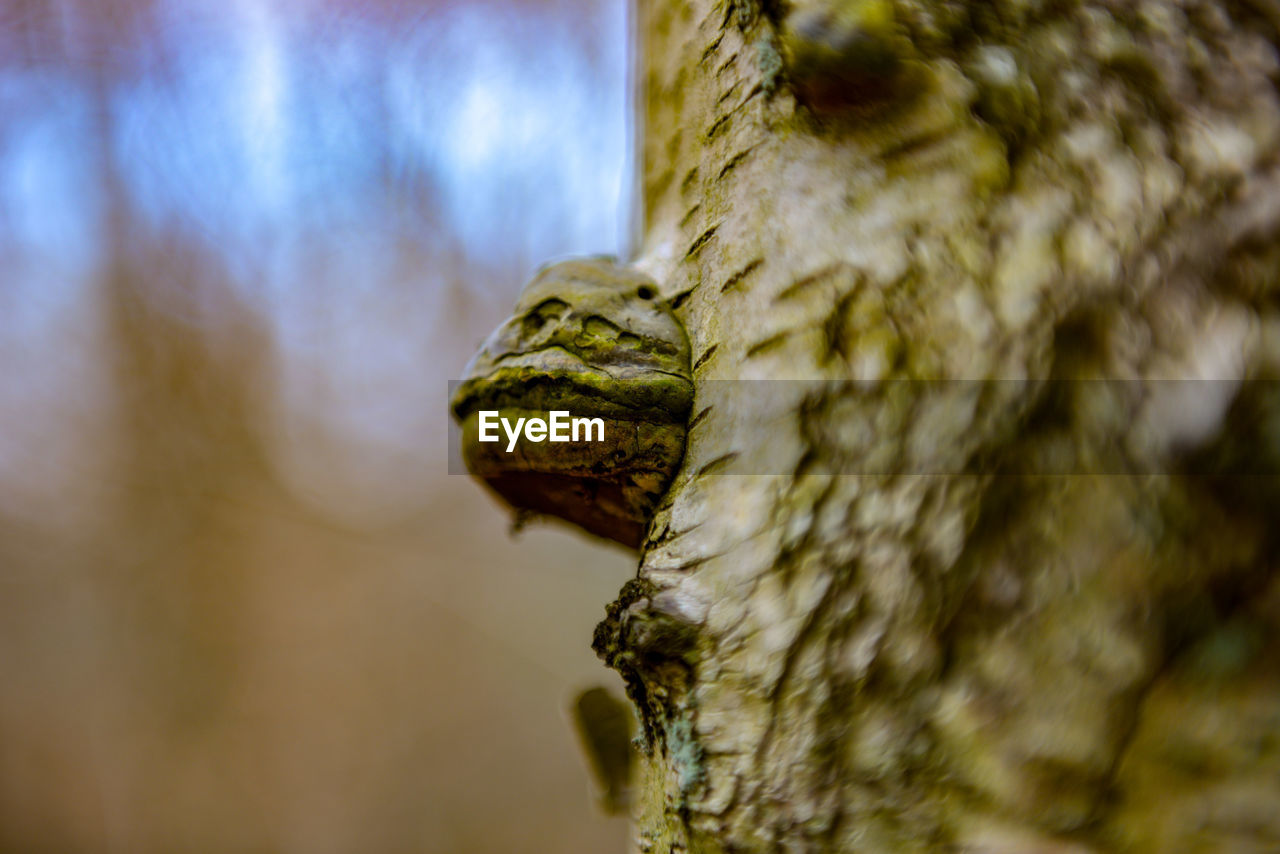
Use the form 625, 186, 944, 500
451, 258, 693, 548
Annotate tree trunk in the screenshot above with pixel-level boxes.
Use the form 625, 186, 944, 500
604, 0, 1280, 850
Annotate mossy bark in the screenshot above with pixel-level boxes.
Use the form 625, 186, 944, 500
611, 0, 1280, 850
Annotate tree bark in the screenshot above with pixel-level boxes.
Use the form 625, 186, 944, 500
604, 0, 1280, 850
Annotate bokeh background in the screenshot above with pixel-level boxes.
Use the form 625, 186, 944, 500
0, 0, 637, 850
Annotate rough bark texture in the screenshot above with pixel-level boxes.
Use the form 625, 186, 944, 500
602, 0, 1280, 851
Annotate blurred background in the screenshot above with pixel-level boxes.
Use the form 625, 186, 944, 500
0, 0, 637, 850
